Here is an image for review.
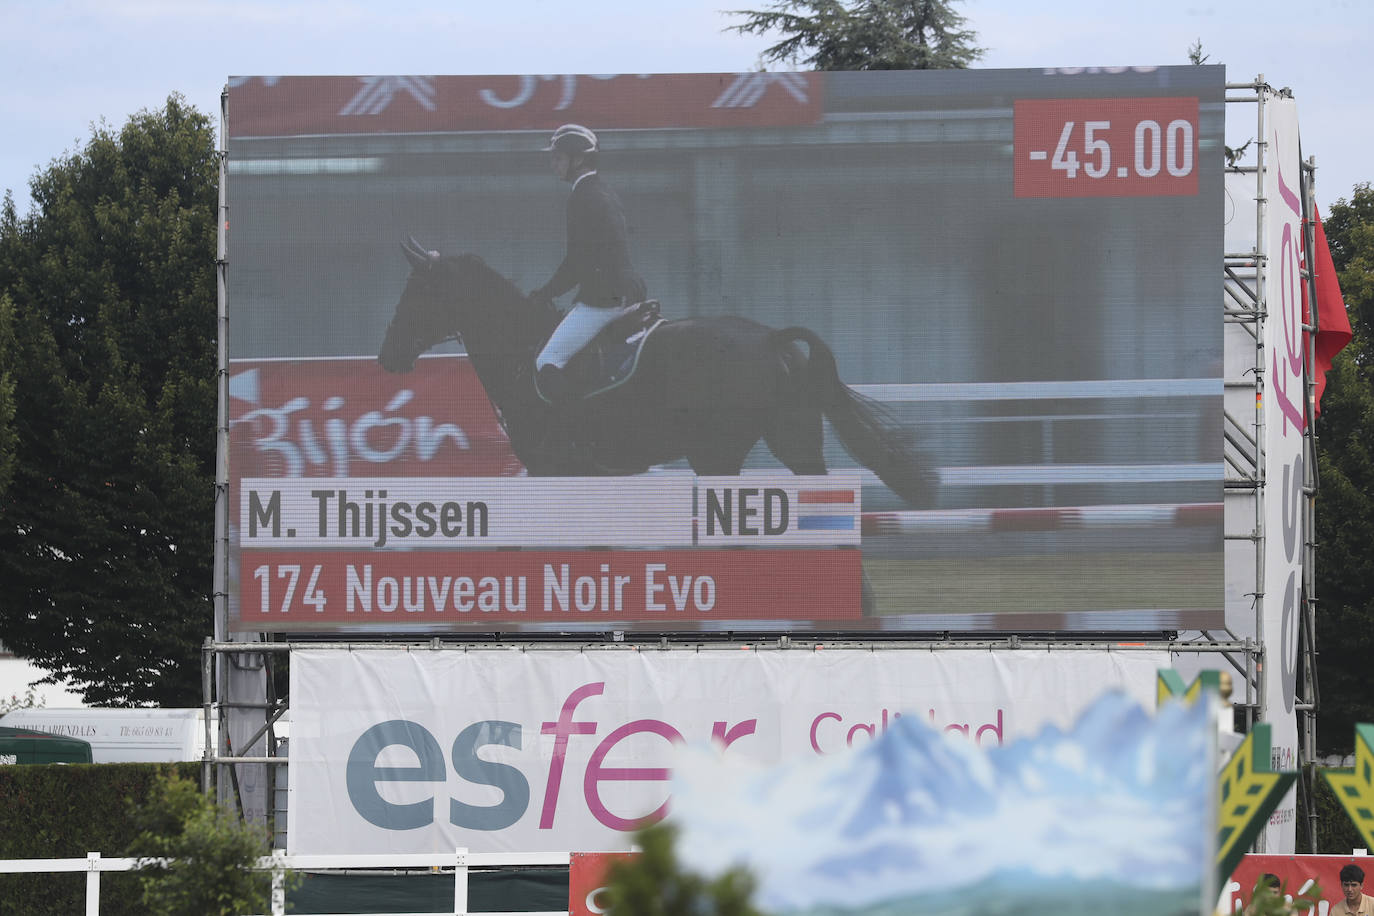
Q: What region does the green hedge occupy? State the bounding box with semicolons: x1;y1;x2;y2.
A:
0;762;199;916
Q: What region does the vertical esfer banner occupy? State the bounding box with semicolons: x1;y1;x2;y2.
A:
1261;96;1303;853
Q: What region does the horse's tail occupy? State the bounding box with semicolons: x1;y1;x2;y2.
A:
773;327;937;508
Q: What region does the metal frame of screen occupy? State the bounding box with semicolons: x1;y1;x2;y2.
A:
210;71;1322;858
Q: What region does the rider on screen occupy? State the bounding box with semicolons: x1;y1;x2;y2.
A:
531;124;648;402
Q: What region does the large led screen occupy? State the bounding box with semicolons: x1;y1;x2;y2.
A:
226;68;1225;635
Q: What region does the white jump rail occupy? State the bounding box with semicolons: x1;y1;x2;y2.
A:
0;848;571;916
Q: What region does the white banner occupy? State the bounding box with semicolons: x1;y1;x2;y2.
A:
242;475;692;548
1260;97;1303;852
287;647;1169;855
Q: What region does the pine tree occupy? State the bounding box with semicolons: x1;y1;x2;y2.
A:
727;0;984;71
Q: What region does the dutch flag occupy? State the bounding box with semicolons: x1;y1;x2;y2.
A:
796;488;857;531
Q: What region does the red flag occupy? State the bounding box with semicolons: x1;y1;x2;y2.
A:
1302;209;1353;414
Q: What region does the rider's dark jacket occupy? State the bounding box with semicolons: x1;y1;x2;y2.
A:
538;172;646;308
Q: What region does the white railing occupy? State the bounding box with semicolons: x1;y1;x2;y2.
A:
0;853;137;916
0;848;570;916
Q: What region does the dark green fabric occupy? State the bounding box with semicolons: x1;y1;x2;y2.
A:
0;726;93;763
288;869;568;914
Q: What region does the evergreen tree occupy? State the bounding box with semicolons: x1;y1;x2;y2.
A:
728;0;984;70
0;95;217;705
1313;183;1374;754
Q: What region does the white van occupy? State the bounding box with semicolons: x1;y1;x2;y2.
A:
0;708;207;762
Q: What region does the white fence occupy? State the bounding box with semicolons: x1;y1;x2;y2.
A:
0;848;570;916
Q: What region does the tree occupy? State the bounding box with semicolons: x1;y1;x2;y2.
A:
0;682;47;714
0;95;218;705
1244;874;1321;915
727;0;983;71
604;823;765;916
127;772;278;916
0;291;17;495
1186;41;1251;166
1313;183;1374;754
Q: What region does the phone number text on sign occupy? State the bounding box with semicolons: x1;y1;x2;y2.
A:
1014;97;1200;198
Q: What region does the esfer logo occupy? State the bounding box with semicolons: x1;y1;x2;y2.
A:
344;682;758;834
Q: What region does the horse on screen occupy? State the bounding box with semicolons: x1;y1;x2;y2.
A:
377;241;933;506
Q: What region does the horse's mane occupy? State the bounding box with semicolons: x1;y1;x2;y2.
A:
438;252;560;343
440;253;524;304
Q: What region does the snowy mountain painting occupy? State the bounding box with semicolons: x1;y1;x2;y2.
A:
670;690;1214;916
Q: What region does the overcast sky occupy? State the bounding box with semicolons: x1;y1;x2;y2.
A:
1;0;1368;213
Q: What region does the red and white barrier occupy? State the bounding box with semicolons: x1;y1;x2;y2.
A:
861;502;1222;536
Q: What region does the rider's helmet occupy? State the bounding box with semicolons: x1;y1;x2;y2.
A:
544;124;599;156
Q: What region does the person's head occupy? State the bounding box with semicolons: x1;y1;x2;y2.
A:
544;124;599;182
1340;864;1365;905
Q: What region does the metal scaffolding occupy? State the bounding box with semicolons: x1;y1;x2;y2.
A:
1219;75;1323;851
